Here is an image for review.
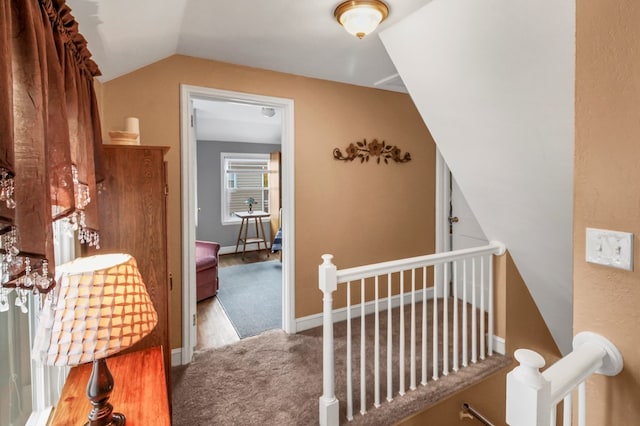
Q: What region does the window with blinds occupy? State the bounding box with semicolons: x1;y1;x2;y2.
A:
221;153;270;224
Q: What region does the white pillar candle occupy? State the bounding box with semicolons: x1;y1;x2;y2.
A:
124;117;140;144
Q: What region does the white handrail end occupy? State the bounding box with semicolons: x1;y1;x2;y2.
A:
490;240;507;256
321;253;334;265
573;331;623;376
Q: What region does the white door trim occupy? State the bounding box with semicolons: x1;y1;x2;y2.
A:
180;84;296;364
435;148;451;254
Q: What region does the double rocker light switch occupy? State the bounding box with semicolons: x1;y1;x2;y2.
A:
585;227;634;271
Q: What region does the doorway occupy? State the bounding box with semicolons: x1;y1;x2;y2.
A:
180;85;295;364
435;149;487;253
193;100;282;349
436;149;489;304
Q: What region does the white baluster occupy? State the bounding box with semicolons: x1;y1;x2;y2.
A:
462;259;468;368
318;255;339;426
374;275;380;408
399;272;405;395
360;278;366;415
443;261;449;376
578;382;586;426
386;272;393;402
410;268;416;390
471;257;477;364
550;405;557;426
488;253;494;356
452;260;459;372
346;281;353;421
432;264;439;381
421;266;427;386
480;255;485;361
563;393;572;426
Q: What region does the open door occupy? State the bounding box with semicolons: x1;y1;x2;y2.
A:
450;175;488;251
450;174;490;306
269;151;281;246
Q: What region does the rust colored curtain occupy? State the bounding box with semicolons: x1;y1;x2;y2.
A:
10;0;55;264
0;0;15;227
2;0;102;287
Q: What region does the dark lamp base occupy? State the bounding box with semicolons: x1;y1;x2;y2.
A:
85;359;127;426
84;412;125;426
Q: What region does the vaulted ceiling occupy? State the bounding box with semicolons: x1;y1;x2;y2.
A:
67;0;430;92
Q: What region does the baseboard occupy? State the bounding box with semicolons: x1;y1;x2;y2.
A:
218;245;237;255
219;244;271;255
492;335;506;355
172;348;183;366
296;288;435;332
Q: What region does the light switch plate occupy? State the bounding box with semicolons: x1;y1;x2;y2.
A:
586;228;634;271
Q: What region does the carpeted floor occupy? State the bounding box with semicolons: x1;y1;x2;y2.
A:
217;260;282;338
172;299;511;426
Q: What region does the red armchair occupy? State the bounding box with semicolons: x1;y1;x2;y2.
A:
195;240;221;302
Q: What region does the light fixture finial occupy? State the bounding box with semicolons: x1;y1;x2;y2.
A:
334;0;389;39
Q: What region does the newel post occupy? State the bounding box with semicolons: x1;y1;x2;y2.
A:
506;349;551;426
319;254;339;426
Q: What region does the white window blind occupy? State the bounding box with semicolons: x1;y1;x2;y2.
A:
221;153;270;224
1;218;75;426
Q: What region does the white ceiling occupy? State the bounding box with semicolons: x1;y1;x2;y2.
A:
193;99;282;144
67;0;430;92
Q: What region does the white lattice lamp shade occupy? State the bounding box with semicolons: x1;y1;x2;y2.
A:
33;253;158;366
33;253;157;425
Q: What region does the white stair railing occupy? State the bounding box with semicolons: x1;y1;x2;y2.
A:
506;332;623;426
318;242;506;426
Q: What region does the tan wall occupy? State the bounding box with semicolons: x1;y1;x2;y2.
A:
400;371;507;426
574;0;640;423
94;79;104;119
100;55;436;349
501;253;560;363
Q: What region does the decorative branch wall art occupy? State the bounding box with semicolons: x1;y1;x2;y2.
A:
333;139;411;164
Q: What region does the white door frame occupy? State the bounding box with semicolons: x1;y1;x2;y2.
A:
435;148;451;254
180;84;296;364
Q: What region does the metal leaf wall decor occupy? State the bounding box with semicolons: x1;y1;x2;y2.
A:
333;139;411;164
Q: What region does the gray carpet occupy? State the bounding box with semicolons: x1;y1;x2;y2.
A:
217;260;282;338
172;299;511;426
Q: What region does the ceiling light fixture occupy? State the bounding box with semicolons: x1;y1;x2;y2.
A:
262;107;276;118
334;0;389;39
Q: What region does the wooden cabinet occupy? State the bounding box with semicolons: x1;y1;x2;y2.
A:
87;145;171;399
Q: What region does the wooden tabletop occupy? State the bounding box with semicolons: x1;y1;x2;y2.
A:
234;210;269;219
50;346;170;426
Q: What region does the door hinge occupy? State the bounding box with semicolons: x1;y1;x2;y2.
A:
190;114;194;128
193;314;196;327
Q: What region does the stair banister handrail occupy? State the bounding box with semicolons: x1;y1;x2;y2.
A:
506;332;623;426
335;241;506;283
318;242;506;426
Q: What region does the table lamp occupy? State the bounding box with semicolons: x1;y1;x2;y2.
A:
33;253;158;426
